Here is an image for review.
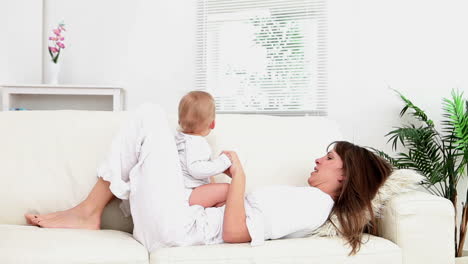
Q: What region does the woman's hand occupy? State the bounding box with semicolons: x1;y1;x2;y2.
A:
222;151;244;178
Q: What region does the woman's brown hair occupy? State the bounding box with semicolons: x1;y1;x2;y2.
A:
330;141;393;255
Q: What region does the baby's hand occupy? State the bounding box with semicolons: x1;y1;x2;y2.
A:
222;151;233;161
221;151;233;177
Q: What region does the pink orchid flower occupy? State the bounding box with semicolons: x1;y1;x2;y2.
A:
48;22;66;63
56;42;65;49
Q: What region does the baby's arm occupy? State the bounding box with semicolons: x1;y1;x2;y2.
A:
188;154;232;179
189;183;230;208
186;138;232;179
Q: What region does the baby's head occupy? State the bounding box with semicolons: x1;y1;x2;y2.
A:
178;91;216;136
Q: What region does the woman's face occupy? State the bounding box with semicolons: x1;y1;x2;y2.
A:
308;149;344;188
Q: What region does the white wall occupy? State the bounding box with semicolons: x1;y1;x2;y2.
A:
329;0;468;151
0;0;43;96
124;0;197;114
0;1;8;85
6;0;196;112
25;0;132;110
0;0;43;109
42;0;131;86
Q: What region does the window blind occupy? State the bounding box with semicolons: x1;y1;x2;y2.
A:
196;0;327;116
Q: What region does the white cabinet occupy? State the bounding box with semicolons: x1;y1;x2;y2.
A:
1;84;124;111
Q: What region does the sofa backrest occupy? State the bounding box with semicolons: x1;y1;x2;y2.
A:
204;114;344;192
0;110;343;233
0;111;134;232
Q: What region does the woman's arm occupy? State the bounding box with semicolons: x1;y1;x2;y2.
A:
222;151;252;243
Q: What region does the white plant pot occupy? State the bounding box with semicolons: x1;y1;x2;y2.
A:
45;61;60;84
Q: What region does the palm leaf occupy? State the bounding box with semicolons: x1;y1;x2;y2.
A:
443;90;468;184
394;89;435;128
371;148;407;169
443;90;468;149
383;124;446;191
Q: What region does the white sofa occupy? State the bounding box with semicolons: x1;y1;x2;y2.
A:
0;110;454;264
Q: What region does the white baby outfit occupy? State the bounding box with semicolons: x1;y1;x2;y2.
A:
97;103;334;252
174;132;231;190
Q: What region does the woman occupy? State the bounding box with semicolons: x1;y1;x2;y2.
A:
26;104;392;255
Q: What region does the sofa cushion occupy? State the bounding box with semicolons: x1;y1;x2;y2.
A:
150;236;401;264
0;224;148;264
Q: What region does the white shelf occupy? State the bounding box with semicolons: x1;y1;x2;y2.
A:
1;84;124;111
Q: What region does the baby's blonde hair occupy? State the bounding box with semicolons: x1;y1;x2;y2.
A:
178;91;215;133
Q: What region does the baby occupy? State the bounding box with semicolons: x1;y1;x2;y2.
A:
175;91;232;208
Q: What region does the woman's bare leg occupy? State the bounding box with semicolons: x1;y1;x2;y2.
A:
25;105;149;229
25;178;114;229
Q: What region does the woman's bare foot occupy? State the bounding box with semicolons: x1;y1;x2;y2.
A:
25;178;113;230
24;204;101;230
25;211;60;224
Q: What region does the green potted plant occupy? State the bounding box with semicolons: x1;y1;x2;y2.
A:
375;89;468;257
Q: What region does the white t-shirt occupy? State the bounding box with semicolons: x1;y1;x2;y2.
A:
175;131;232;189
244;185;334;245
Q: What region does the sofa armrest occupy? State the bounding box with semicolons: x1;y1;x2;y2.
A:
378;190;455;264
